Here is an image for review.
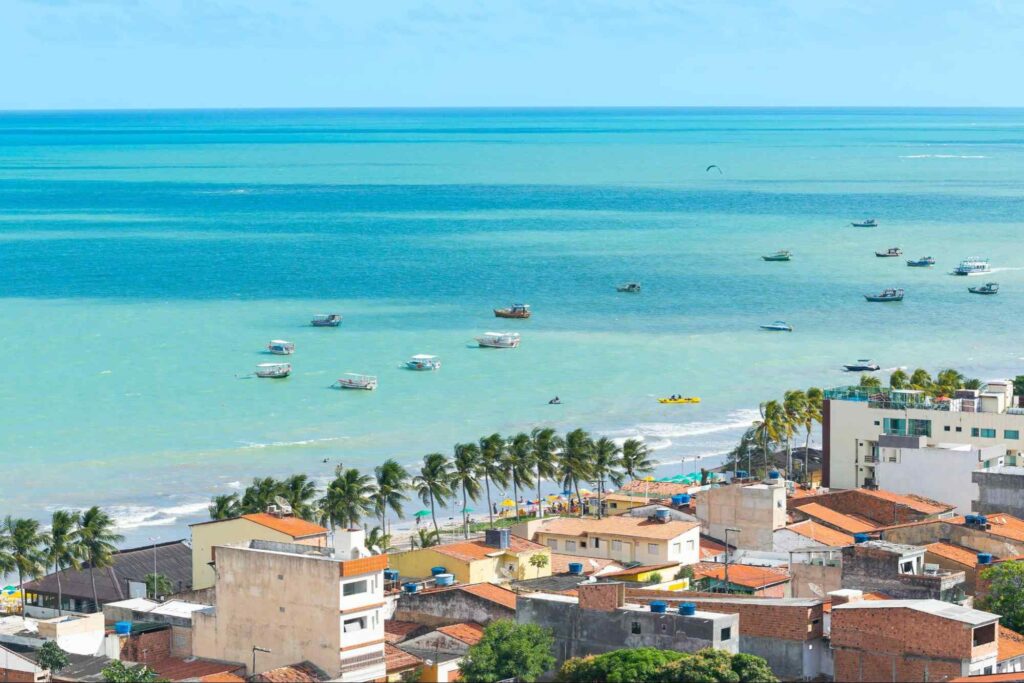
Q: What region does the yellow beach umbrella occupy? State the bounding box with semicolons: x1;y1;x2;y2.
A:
501;499;516;507
644;476;655;482
578;489;593;497
546;494;560;502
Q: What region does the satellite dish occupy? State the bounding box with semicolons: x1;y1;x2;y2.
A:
273;496;293;513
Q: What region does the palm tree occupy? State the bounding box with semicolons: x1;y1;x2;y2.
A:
530;427;562;519
413;528;441;549
451;443;482;538
365;527;391;554
144;573;173;600
0;517;48;616
208;494;240;520
372;459;410;538
620;439;655;482
964;377;983;390
239;477;281;514
803;387;824;482
44;510;81;617
278;474;318;520
505;433;536;520
753;401;784;475
412;453;453;536
319;468;375;532
782;390;807;476
77;507;124;613
889;369;909;389
590;437;624;519
477;434;509;528
910;368;933;391
858;374;882;389
560;429;594;517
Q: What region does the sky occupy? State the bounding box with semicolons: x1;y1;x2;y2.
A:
3;0;1024;109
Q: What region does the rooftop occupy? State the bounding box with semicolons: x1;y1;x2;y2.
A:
699;537;729;560
602;562;680;578
537;515;699;541
239;513;328;538
999;627;1024;663
620;480;692;497
251;661;331;682
784;520;855;547
384;619;429;644
455;582;518;610
856;489;955;516
436;622;486;646
385;643;423;674
796;502;878;533
512;574;595;593
926;542;985;567
825;384;1020;415
856;539;925;556
149;656;244;681
822;591;890;613
692;562;791;590
832;599;998;626
549;553;622;575
431;535;546;562
598;493;650;504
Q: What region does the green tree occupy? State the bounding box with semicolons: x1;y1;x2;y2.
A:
44;509;82;616
727;426;760;477
803;387;824;483
505;433;536;520
662;648;777;683
889;369;909;389
38;640;70;675
319;467;375;532
478;434;509;528
782;389;807;476
557;648;685;683
963;377;983;390
530;427;563;519
590;437;623;519
1014;375;1024;400
239;476;281;514
753;401;784;475
78;506;124;613
909;368;933;391
560;429;595;516
277;474;318;521
101;660;162;682
207;493;240;520
674;565;695;582
372;459;410;537
412;528;441;549
528;552;549;578
145;573;173;600
620;439;655;481
977;561;1024;632
412;453;453;536
366;526;392;554
458;620;555;683
730;653;778;682
858;374;882;389
648;571;663;584
452;442;482;538
1;516;49;616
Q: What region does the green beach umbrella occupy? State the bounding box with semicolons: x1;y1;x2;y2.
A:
413;510;431;518
460;507;474;513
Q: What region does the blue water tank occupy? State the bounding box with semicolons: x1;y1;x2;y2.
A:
679;602;696;616
655;509;670;522
679;493;691;505
768;470;780;479
431;566;447;576
650;600;667;613
854;533;870;544
114;621;132;635
568;562;584;575
435;573;455;587
977;515;989;525
965;514;978;525
383;569;400;581
978;553;993;565
402;582;420;593
671;494;686;506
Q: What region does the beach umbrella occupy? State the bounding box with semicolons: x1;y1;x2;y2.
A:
501;499;516;507
2;586;16;595
578;489;593;497
460;507;474;514
413;510;431;518
546;494;559;502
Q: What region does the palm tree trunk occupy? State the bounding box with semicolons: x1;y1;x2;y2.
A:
462;482;469;539
512;478;520;521
786;437;792;478
596;477;603;520
484;473;494;528
574;480;583;518
18;568;25;617
56;563;63;617
536;465;543;520
90;565;99;614
804;429;812;484
429;492;440;536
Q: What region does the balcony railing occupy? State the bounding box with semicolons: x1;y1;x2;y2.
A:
340;651;385;674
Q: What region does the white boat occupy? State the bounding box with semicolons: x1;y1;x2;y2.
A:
255;363;291;378
405;354;441;371
760;321;793;332
267;340;295;355
335;373;378;390
475;332;521;349
953;257;991;276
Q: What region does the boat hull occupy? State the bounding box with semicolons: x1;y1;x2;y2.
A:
494;309;531;319
657;398;701;404
851;222;877;227
405;362;441;371
761;256;791;262
312;320;342;327
875;252;901;258
477;340;520;348
760;326;793;332
844;365;880;372
968;288;998;295
336;380;377;389
864;296;903;302
907;261;934;267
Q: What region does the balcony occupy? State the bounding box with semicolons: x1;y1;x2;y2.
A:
340;651;385;675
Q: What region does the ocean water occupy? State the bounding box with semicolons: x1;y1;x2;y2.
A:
2;107;1024;546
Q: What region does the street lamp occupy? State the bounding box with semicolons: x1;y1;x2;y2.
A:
723;527;741;593
252;646;271;676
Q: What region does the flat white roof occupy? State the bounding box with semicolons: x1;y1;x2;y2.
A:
104;597;159;612
833;599;997;625
149;600;211;619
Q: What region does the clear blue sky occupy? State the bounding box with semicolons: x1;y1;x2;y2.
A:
4;0;1024;110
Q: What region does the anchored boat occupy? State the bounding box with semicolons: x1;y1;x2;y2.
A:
475;332;521;349
968;282;999;295
335;373;378;390
953;258;991;276
762;250;792;262
844;359;880;372
267;340;295;355
311;313;342;327
865;288;904;302
760;321;794;332
851;219;878;227
405;354;441;371
616;282;642;293
907;257;935;267
657;396;701;404
255;362;291;378
875;247;902;258
494;304;531;319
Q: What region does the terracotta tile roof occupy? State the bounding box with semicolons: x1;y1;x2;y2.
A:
149;657;244;681
692;562;791;590
999;627;1024;663
783;520;855;547
432;535;546;562
599;493;650;504
796;502;878;533
950;674;1024;683
538;515;699;541
437;622;486;646
926;542;984;567
549;553;622;575
620;480;693;497
700;537;729;560
822;591;890;613
384;619;429;644
978;514;1024;542
788;487;826;500
457;583;517;610
856;489;955;515
240;513;328;538
385;643;424;673
201;674;246;683
251;661;331;682
602;562;679;578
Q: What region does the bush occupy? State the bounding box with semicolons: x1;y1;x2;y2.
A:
648;571;663;584
731;652;778;682
458;620;555;683
663;649;740;683
978;561;1024;633
557;648;685;683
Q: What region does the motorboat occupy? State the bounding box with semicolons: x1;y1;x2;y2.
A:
255;363;291;378
968;282;999;295
851;219;878;227
267;340;295;355
761;250;792;262
617;282;642;293
907;257;935;267
875;247;902;258
405;354;441;371
335;373;378;390
311;314;342;327
953;258;991;276
843;359;880;372
494;304;531;319
475;332;521;349
760;321;793;332
864;288;904;302
657;396;701;404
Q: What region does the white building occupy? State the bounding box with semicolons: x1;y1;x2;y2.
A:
530;515;700;566
874;441;1006;514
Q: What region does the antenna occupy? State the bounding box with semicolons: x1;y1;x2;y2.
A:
273;496;293;515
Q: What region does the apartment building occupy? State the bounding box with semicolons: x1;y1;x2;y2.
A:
528;515;700;565
696;474;787;551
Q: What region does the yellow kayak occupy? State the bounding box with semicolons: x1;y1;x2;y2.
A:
658;397;701;404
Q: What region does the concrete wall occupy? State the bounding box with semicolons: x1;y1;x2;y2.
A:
696;481;786;551
388;546;551;583
791;562;843;599
973;467;1024;517
0;647;43;683
191;519;298;590
875;444;1003;514
840;545;964;600
882;522;1024;558
534;527;698;566
773;529;833;554
392;588;514;628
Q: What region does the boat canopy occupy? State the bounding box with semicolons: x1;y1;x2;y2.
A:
481;331;519;338
410;354;437;360
258;362;290;369
270;340;293;345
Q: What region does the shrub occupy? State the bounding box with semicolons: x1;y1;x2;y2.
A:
557;648;685;683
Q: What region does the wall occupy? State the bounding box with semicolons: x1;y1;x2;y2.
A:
388;548;471;583
120;627;171;665
791;561;843;599
882;522;1024;558
875;444;1001;514
792;489;939;527
535;527;698;566
392;588;514;628
973;468;1024;518
191;519;292;590
840;545;963;600
36;612;105;655
696;482;786;551
0;647;42;683
773;529;833;554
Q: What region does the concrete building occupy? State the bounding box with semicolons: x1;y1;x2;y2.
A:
822;381;1024;490
841;540;967;602
591;493;659;516
516;582;737;666
190;511;329;590
881;513;1024;559
387;529;550;584
696;476;787;551
624;504;699;524
528;515;700;566
690;562;792;597
925;543;990;596
192;530;387;681
831;598;1001;681
973;466;1024;518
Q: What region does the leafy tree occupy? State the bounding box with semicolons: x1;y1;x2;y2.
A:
782;389;807;476
977;561;1024;632
530;427;563;519
412;528;441;549
727;426;762;478
909;367;933;391
661;649;777;683
648;571;663;583
412;453;453;535
674;565;695;582
1014;375;1024;399
557;648;685;683
889;369;909;389
239;476;282;514
858;374;882;389
372;459;410;537
963;377;983;390
753;401;784;475
590;437;623;519
44;509;82;616
620;438;654;481
319;467;375;532
207;493;240;520
505;433;536;520
1;516;49;615
145;572;173;599
366;526;392;554
803;387;824;482
38;640;70;674
458;620;555;683
477;434;509;527
730;653;778;682
101;660;163;682
452;442;482;538
528;553;549;578
560;429;594;516
79;506;124;613
277;474;318;521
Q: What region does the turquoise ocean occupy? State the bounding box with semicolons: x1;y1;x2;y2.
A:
2;108;1024;546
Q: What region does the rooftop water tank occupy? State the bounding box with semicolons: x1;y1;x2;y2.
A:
114;621;132;635
965;514;978;525
435;573;455;587
977;515;989;526
383;569;400;581
650;600;667;613
679;603;696;616
768;470;780;479
655;509;671;522
853;533;870;544
568;562;584;575
671;494;686;506
978;552;993;565
431;566;447;576
402;583;420;593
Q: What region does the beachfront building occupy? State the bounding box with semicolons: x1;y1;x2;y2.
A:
527;515;700;566
387;529;550;583
695;474;787;551
822;380;1024;493
192;529;387;681
189;510;329;590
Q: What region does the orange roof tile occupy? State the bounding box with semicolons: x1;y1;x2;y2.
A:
432;535;547;562
999;627;1024;663
784;520;855;547
240;513;328;538
620;480;693;497
538;515;699;541
926;542;983;567
979;514;1024;542
856;489;955;515
692;562;791;589
150;657;244;681
797;502;878;533
251;662;330;682
699;537;728;560
385;643;424;673
384;619;428;644
549;553;622;575
457;583;517;610
437;622;486;645
950;674;1024;682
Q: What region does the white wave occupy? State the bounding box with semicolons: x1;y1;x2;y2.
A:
95;502;211;531
988;267;1023;274
645;438;674;452
899;154;988;159
238;436;348;450
225;480;242;489
635;409;760;439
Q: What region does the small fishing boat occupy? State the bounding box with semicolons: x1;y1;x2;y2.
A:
657;396;701;404
907;256;935;267
761;250;792;262
864;288;904;302
760;321;793;332
617;282;642;293
953;257;991;276
968;282;999;295
875;247;902;258
843;359;880;372
494;304;531;319
851;219;878;227
255;362;291;378
335;373;378;390
311;313;342;327
475;332;521;349
267;340;295;355
405;354;441;371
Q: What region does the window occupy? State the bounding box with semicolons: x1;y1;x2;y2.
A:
565;540;577;552
900;561;915;574
593;538;600;548
1006;430;1020;440
721;627;731;641
648;543;659;555
909;419;931;437
547;539;558;550
343;580;368;597
279;606;285;613
981;428;996;438
672;543;681;554
277;574;284;580
686;540;695;551
883;418;905;435
873;420;880;426
956;426;962;433
944;425;951;432
580;541;587;549
971;428;979;436
611;540;622;552
973;623;996;647
631;622;642;634
343;617;366;633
